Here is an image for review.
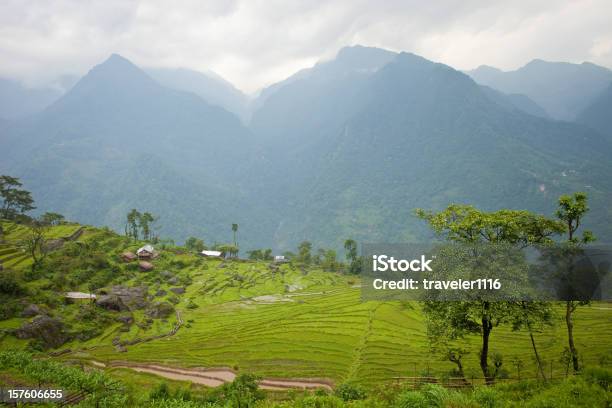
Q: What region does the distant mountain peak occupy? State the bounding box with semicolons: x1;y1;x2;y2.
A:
333;45;397;70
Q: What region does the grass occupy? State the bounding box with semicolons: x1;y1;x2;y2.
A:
1;220;610;390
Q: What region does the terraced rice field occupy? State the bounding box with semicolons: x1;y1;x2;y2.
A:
0;221;82;269
80;260;612;385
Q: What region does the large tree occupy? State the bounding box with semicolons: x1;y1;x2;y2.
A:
0;175;35;219
343;239;360;274
416;205;564;383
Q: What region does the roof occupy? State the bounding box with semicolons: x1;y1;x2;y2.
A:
137;244;155;254
201;250;222;257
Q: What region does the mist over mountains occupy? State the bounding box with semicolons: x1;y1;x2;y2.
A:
1;46;612;250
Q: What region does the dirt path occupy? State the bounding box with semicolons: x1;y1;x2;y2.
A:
94;361;333;391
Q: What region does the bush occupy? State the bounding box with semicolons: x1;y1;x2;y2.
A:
394;390;428;408
334;382;367;401
583;367;611;390
472;387;500;408
420;384;448;407
0;271;25;296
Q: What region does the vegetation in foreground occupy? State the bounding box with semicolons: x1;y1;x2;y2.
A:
1;175;610;407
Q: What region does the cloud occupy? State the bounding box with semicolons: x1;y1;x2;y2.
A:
0;0;610;93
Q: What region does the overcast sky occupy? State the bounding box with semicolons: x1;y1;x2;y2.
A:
1;0;611;94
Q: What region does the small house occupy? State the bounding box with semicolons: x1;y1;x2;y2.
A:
200;250;223;258
139;261;154;271
274;255;286;263
137;244;155;259
121;251;137;262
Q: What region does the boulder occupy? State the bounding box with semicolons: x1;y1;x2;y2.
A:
15;316;68;349
107;285;149;310
96;295;128;311
155;289;167;297
160;270;174;279
139;261;154;271
169;287;186;295
167;276;179;285
146;302;175;319
115;313;134;325
21;304;44;318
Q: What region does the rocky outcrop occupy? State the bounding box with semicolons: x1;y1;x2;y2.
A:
146;302;175;319
20;304;44;318
15;316;69;349
96;286;148;311
96;295;128;311
169;287;186;295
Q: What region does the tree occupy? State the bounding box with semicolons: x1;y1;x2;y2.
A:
218;243;239;258
344;239;360;274
40;212;65;226
126;209;141;239
232;223;239;247
416;204;565;384
322;249;338;271
0;175;35;219
297;241;312;264
21;220;50;272
510;301;553;380
185;237;206;253
556;192;595;373
139;212;155;241
247;249;262;260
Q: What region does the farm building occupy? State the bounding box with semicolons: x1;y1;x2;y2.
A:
121;251;137;262
274;255;287;262
200;250;223;258
137;244;156;259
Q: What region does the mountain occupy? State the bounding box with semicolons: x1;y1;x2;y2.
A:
479;85;549;118
3;49;612;252
467;60;612;120
146;67;249;122
252;50;612;249
0;77;63;119
576;83;612;139
0;54;274;248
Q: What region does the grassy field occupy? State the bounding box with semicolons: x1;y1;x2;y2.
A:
1;220;611;389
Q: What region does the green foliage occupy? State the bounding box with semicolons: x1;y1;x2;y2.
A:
185;237;206;253
394;390;428;408
217;373;263;407
0;175;35;219
334;382;366;401
297;241;312;265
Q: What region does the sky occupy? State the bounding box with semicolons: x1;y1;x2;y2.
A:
1;0;611;94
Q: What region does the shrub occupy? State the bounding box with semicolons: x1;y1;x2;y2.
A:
334;382;367;401
583;367;611;390
394;390;428;408
472;387;500;408
420;383;448;407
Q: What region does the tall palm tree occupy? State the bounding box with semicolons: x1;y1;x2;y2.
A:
232;223;238;247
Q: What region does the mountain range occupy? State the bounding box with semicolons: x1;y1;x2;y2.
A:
1;47;611;250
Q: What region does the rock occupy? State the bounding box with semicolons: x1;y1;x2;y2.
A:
101;285;149;310
167;276;179;285
96;295;128;311
155;289;167;297
146;302;175;319
115;313;134;325
169;287;186;295
21;304;44;318
139;261;154;271
160;270;174;279
15;316;68;349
